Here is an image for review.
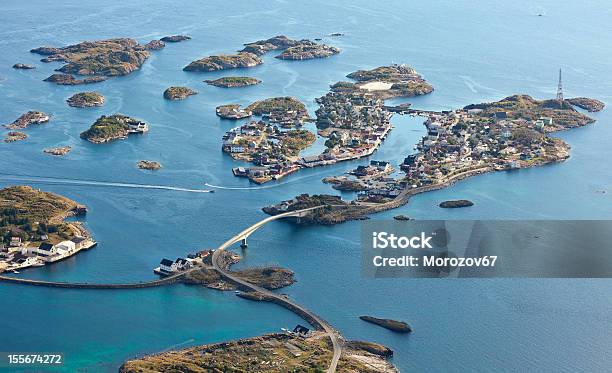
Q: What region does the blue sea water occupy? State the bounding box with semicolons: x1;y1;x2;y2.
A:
1;0;611;371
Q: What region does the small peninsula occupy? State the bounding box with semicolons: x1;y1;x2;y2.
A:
67;92;105;107
163;86;197;100
0;186;94;273
80;114;148;143
183;52;262;72
205;76;261;88
5;111;49;129
565;97;605;112
143;40;165;50
246;96;309;117
137;160;161;170
215;104;252;120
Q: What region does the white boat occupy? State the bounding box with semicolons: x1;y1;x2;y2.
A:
12;270;20;274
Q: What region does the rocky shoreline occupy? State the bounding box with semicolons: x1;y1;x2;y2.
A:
3;131;28;143
4;111;49;129
184;52;262;72
137;160;161;170
43;146;71;156
44;73;107;85
205;76;261;88
360;316;412;333
80;114;148;143
163;86;197;100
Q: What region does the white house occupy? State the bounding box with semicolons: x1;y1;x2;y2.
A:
55;241;76;255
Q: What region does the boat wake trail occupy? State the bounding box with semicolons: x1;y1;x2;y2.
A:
204;170;332;190
0;173;212;193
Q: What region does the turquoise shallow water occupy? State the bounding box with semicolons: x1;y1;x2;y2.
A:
1;0;612;371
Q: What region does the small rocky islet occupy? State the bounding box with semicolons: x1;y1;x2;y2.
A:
205;76;261;88
12;63;35;69
3;131;28;143
4;111;50;130
44;73;107;85
160;35;191;43
163;86;197;100
43;146;71;156
275;42;340;60
183;52;263;72
359;316;412;333
67;92;105;107
137;160;162;170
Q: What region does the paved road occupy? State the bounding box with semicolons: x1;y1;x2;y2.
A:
211;206;343;373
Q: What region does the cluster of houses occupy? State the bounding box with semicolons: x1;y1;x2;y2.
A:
314;90;393;163
400;108;559;188
0;236;96;272
216;104;252;120
155;257;194;276
223;121;304;184
125;119;149;134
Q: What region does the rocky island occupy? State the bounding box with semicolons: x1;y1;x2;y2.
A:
120;332;397;373
205;76;261;88
80;114;148;143
246;96;309;117
43;146;71;156
44;73;107;85
184;52;262;72
3;131;28;143
66;92;105;107
160;35;191;43
31;38;152;77
360;316;412;333
163;86;197;100
12;63;35;69
439;199;474;208
143;40;165;50
4;111;50;129
275;42;341;60
215;104;252;119
137;160;161;170
240;35;303;55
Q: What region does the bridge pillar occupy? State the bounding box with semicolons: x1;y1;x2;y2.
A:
240;238;248;249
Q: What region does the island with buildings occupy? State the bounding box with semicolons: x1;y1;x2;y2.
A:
0;186;95;273
263;92;605;224
221;64;432;184
80;114;149;143
216;104;253;120
67;92;105;107
223;120;315;183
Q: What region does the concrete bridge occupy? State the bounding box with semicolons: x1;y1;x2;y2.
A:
0;205;341;371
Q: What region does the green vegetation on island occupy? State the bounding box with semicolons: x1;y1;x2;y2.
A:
183;52;262;72
280;129;316;156
346;64;434;98
240;35;302;55
0;186;86;245
44;73;107;85
163;86;197;100
31;38;151;77
464;95;595;130
120;332;397;373
205;76;261;88
80;114;148;143
275;42;341;60
246;96;308;116
66;92;105;107
565;97;605;112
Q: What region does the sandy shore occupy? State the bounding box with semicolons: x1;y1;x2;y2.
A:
359;81;394;91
